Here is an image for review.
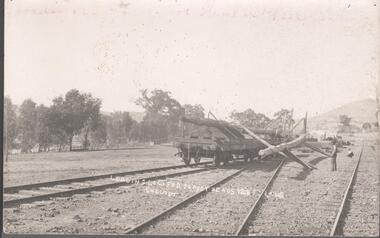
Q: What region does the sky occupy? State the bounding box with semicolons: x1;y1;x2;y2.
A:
5;0;379;119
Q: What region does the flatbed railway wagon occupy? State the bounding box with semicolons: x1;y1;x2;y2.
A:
174;117;285;166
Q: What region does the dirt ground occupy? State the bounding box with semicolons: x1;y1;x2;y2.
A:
3;146;184;187
142;159;282;235
247;146;360;235
247;132;379;236
341;133;379;236
3;168;240;234
2;133;379;236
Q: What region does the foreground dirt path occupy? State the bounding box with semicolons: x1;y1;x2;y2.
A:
341;137;379;236
3;167;241;234
247;145;362;236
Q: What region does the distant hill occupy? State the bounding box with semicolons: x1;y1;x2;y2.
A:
308;98;378;131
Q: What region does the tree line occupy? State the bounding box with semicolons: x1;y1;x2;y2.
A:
4;88;294;153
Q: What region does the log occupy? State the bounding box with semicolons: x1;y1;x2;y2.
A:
304;142;331;157
290;118;304;133
237;125;272;147
181;117;245;139
182;117;280;138
250;129;278;136
238;125;313;170
282;148;315;170
181;117;230;128
258;135;306;157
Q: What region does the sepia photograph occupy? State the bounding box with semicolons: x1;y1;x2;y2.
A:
3;0;379;236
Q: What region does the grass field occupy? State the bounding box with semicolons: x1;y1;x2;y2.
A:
4;132;377;187
3;145;182;187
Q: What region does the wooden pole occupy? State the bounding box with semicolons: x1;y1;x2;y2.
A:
289;108;294;137
304;142;331;157
290;118;305;133
258;135;306;158
304;112;308;134
282;149;315;170
237;124;314;170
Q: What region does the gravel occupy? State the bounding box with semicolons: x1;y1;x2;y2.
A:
3;167;241;234
341;135;379;236
141;159;282;235
3;134;378;236
246;144;364;236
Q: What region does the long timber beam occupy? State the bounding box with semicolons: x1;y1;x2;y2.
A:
304;142;332;157
238;124;314;170
258;135;306;158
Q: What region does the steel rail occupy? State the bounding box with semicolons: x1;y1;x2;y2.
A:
4;162;212;194
235;159;285;235
329;145;364;236
126;166;247;234
4;167;213;208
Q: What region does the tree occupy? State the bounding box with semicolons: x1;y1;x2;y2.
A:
339;115;352;127
51;89;102;151
230;109;270;128
82;95;102;150
90;114;108;148
106;112;136;146
135;89;184;141
139;112;170;143
338;114;352;133
135;89;183;118
183;104;205;119
4;96;18;154
272;109;295;132
273;109;294;122
18;99;38;152
47;97;69;151
35;104;51;152
128;121;142;142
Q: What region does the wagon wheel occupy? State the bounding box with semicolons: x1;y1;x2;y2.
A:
213;151;222;167
181;152;191;165
244;154;249;163
222;152;232;166
237;151;246;163
213;156;221;167
193;150;201;164
193;156;201;164
249;151;258;162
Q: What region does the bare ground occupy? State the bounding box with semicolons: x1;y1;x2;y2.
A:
2;133;379;236
341;135;379;236
246;134;379;236
247;145;361;236
3;168;241;234
141;159;282;235
3;146;186;187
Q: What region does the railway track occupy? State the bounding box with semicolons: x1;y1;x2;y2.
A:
5;142;375;236
124;159;285;235
243;144;364;236
329;145;363;236
126;166;247;234
236;159;284;235
4;162;213;208
340;141;379;236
